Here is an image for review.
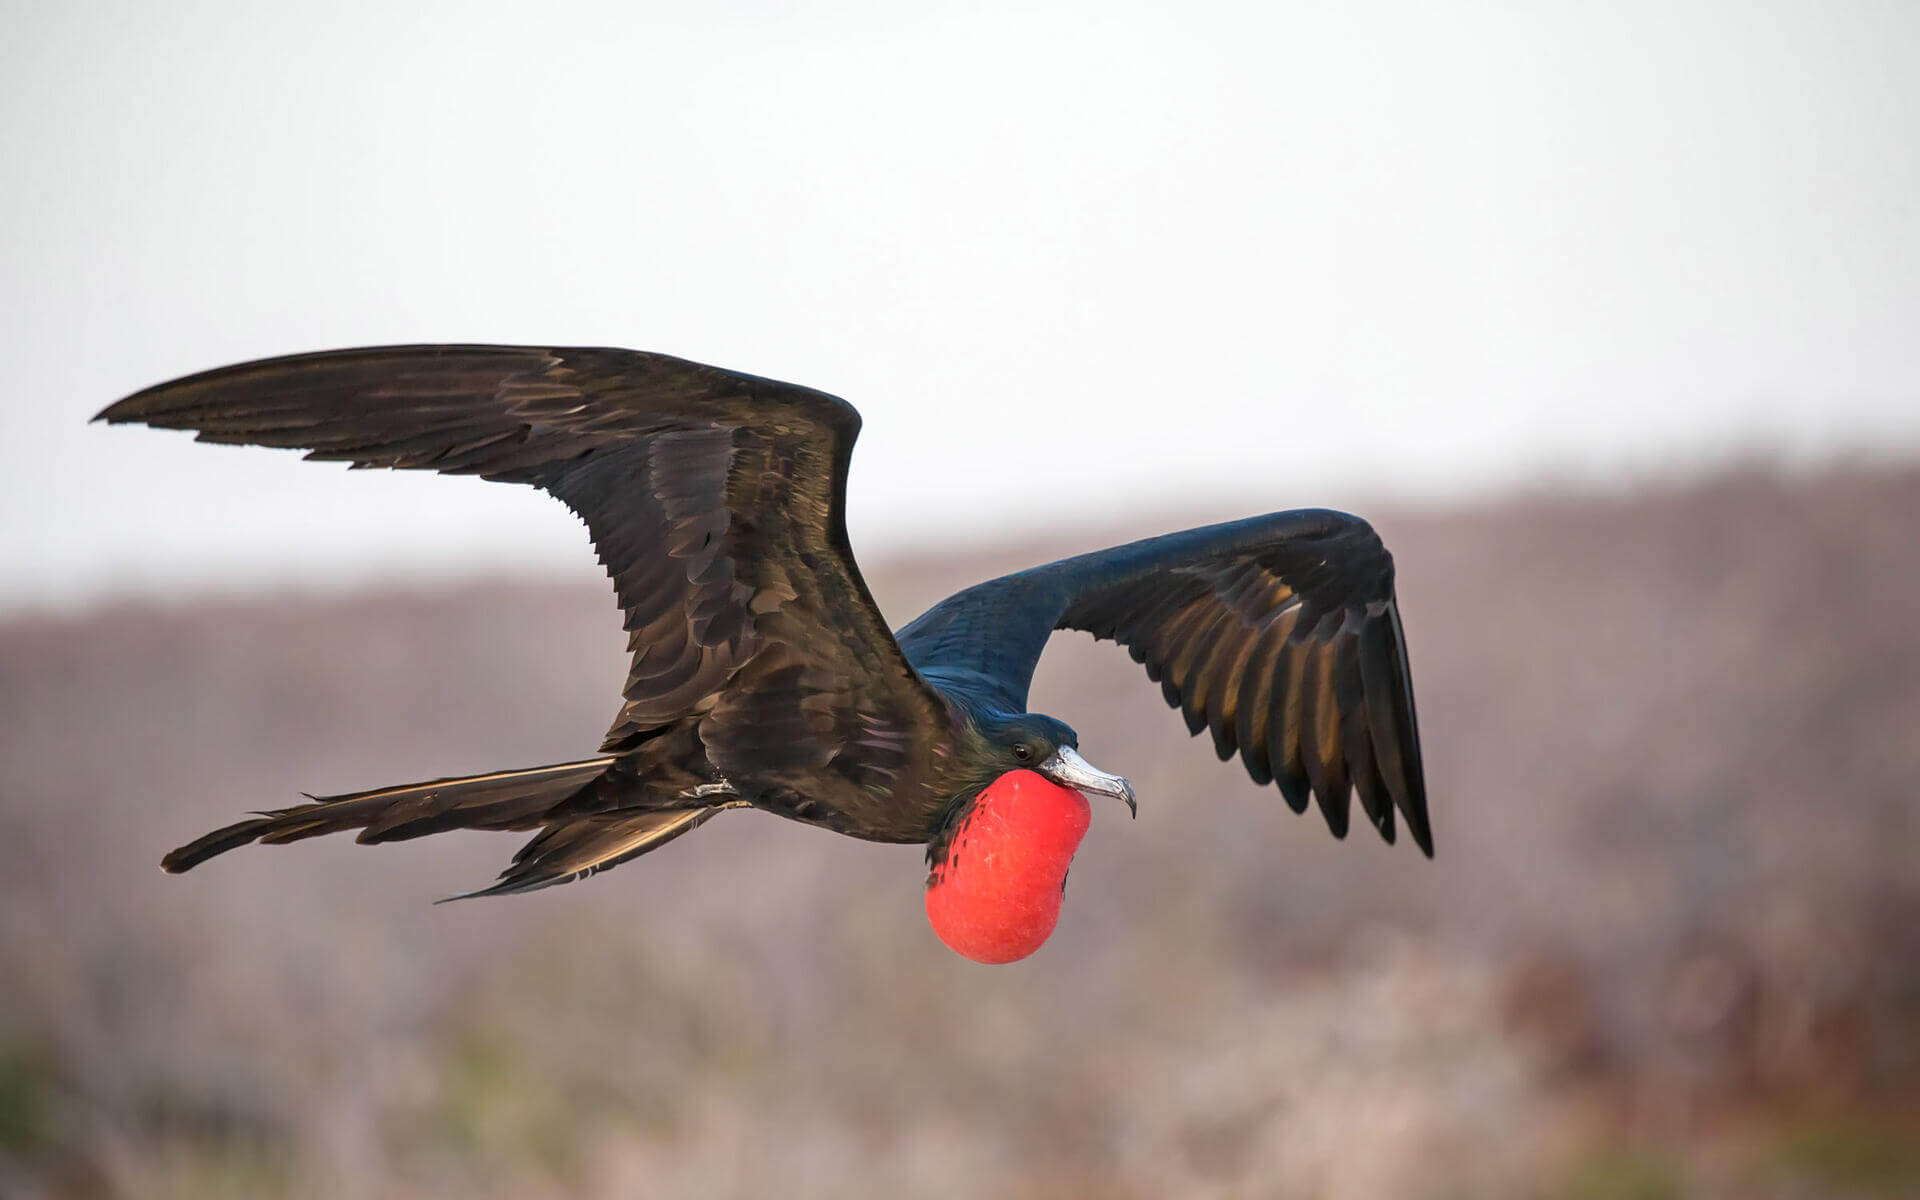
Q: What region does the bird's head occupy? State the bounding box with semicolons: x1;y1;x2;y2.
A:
977;712;1137;817
927;712;1135;964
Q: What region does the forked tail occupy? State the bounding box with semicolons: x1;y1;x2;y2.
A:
161;758;723;898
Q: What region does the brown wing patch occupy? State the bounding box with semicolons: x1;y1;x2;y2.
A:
102;345;955;841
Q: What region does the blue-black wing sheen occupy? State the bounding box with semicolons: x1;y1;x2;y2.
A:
895;511;1432;855
96;346;951;825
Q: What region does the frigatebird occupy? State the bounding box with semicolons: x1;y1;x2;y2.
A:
98;345;1431;903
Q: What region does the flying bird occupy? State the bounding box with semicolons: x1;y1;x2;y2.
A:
98;345;1432;905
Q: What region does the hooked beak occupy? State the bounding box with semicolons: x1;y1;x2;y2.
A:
1037;746;1137;818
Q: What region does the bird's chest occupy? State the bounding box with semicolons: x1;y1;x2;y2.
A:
744;771;950;844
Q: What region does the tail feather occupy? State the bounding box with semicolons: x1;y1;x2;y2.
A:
161;758;617;874
439;806;727;901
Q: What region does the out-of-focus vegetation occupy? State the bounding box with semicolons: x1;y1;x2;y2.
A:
2;467;1915;1198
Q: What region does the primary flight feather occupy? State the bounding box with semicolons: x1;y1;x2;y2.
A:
97;345;1431;905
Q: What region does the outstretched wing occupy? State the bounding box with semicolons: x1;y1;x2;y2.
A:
894;511;1431;854
99;345;950;813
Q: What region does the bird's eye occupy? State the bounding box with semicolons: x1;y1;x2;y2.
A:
1012;744;1032;762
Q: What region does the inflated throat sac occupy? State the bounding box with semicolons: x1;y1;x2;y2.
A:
925;769;1092;964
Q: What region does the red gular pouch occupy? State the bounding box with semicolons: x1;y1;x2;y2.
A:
924;769;1093;964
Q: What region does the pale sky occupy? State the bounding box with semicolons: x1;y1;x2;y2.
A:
4;0;1917;612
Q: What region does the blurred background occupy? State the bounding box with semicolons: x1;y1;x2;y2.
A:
3;1;1917;1196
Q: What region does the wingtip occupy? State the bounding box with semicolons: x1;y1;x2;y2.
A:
95;370;211;426
1405;795;1435;858
94;389;162;426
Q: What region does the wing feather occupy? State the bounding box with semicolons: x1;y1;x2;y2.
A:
101;346;950;826
896;509;1432;854
1300;636;1353;838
